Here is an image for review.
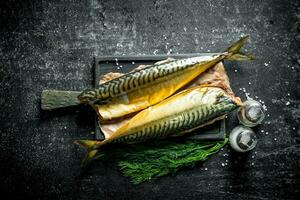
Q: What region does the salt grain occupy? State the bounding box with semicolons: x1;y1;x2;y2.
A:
132;61;135;64
221;163;225;167
286;102;290;106
264;63;269;67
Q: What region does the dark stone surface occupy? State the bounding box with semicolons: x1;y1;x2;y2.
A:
0;0;299;199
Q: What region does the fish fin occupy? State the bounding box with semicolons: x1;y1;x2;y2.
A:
225;36;255;60
74;140;102;167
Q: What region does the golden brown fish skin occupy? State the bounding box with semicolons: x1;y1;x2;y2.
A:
78;36;253;121
76;87;239;153
78;54;224;103
94;55;225;120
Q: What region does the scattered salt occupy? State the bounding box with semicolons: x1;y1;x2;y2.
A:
204;168;208;171
265;132;269;135
274;138;277;141
264;63;269;67
221;163;225;167
184;27;187;32
132;61;135;64
248;82;252;85
195;27;198;30
234;69;238;73
286;102;290;106
287;93;290;96
263;105;267;111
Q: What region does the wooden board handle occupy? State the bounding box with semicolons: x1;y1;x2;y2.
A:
41;90;82;110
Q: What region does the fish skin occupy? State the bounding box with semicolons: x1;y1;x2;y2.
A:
94;55;224;120
78;36;253;120
78;87;238;150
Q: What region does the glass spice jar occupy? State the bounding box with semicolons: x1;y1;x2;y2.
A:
229;125;257;152
237;100;265;127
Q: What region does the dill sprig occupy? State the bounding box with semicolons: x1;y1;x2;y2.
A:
95;138;228;184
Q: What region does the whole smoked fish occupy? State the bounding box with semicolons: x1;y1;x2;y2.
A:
76;86;242;165
78;36;253;120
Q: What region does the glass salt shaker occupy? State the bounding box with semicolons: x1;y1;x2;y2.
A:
229;125;257;152
237;100;265;127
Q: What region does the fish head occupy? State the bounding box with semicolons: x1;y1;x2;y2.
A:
204;87;241;107
215;90;243;109
78;89;97;104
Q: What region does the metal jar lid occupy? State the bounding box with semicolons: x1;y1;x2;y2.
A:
237;100;265;127
229;125;257;152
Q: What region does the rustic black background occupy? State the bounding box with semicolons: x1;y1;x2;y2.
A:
0;0;299;199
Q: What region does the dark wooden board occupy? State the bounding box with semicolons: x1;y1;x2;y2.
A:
94;54;226;141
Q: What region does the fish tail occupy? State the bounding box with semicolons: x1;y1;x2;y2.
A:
224;36;255;61
74;140;102;167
